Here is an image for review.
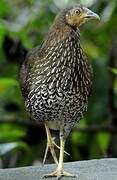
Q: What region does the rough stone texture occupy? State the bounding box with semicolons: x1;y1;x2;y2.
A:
0;158;117;180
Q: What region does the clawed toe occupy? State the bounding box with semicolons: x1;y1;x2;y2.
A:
42;169;76;179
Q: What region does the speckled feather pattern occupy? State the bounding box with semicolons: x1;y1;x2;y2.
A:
20;28;93;137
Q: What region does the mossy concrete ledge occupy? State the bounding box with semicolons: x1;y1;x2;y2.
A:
0;158;117;180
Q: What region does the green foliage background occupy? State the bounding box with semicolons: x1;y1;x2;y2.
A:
0;0;117;168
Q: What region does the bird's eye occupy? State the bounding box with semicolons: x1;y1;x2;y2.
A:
74;9;81;16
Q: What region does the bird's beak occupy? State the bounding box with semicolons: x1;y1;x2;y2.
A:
83;7;100;21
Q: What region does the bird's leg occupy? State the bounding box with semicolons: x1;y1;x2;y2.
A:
53;137;70;156
43;124;58;165
43;134;76;179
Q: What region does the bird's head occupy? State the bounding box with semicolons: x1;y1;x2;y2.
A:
64;5;100;28
47;5;100;41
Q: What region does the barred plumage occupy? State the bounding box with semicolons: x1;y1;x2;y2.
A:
20;29;92;132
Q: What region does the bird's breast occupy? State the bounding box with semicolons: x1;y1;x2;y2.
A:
25;31;93;123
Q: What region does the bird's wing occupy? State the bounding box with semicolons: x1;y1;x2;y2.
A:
19;46;41;99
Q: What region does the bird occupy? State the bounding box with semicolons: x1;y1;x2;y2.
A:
19;4;100;179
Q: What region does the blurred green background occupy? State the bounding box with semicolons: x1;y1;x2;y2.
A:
0;0;117;168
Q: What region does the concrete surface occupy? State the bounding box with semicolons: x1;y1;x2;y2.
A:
0;158;116;180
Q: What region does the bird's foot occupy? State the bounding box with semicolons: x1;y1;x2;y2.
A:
43;169;76;179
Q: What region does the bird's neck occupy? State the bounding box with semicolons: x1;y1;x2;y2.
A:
42;21;81;52
46;26;71;45
48;13;74;39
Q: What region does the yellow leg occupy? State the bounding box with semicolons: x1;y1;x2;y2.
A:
43;136;76;179
43;124;58;165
